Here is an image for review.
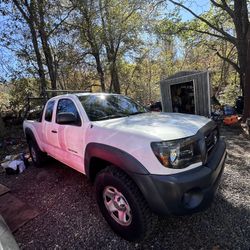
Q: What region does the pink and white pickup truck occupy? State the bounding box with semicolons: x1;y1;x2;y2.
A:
23;93;226;241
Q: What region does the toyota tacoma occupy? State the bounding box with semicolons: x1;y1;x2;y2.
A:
23;93;226;241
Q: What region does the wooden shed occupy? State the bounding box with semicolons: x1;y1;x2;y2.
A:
160;71;211;117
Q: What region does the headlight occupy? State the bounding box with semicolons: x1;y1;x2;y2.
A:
151;137;201;169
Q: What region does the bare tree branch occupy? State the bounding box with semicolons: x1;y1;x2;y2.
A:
210;0;234;18
48;6;76;37
216;50;239;72
187;28;234;43
12;0;30;23
206;44;240;72
169;0;237;45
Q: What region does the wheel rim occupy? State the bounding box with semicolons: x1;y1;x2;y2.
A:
30;146;37;162
103;186;132;226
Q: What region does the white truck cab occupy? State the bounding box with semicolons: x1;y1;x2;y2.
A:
23;93;226;241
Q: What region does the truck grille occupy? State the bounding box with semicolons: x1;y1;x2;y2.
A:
205;128;218;155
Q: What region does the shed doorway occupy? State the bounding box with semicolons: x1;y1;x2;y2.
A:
170;81;195;114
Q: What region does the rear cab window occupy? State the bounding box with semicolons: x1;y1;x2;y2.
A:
44;100;55;122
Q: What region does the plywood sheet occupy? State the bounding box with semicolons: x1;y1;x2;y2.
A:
0;184;10;196
0;193;39;232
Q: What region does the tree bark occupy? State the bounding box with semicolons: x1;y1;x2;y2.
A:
243;26;250;121
29;22;47;96
93;53;105;92
233;0;249;121
106;44;120;93
99;0;121;94
37;0;57;91
77;0;106;92
109;61;120;93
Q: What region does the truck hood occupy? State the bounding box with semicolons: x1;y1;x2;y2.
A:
93;112;211;141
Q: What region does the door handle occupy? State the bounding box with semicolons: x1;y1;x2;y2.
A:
51;130;57;133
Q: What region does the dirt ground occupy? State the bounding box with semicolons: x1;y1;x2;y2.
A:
0;125;249;250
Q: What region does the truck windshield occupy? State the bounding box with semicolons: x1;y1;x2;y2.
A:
78;94;147;121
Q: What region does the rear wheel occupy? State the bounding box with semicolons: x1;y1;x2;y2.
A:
95;166;158;242
28;139;46;167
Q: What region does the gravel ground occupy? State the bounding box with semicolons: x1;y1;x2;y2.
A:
0;125;249;250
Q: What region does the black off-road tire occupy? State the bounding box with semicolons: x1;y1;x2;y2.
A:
95;166;158;242
28;139;46;167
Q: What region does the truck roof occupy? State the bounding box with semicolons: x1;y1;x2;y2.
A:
48;92;121;100
75;92;120;97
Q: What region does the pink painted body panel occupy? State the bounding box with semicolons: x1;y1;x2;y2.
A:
23;94;210;175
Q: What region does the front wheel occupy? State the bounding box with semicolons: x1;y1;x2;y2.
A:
94;167;158;242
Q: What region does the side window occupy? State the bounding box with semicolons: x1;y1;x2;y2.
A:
44;100;55;122
56;99;81;126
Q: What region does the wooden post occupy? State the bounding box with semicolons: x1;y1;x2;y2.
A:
0;116;5;138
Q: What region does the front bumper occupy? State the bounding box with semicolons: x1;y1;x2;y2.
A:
131;139;226;215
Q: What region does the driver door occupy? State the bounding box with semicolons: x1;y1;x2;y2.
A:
55;98;85;173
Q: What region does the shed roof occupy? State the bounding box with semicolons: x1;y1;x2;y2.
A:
161;70;207;81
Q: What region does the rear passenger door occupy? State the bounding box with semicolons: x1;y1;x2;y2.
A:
55;98;85;172
42;100;58;156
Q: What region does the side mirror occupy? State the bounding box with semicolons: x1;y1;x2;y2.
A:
57;112;77;125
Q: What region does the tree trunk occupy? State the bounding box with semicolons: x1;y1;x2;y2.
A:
94;53;105;92
243;27;250;121
12;0;47;97
237;43;247;97
37;0;57;91
29;23;47;96
110;61;120;93
233;0;249;120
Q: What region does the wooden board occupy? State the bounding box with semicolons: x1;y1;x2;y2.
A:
0;184;10;196
0;193;40;232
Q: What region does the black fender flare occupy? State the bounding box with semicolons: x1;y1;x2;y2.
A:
25;128;36;142
84;143;149;179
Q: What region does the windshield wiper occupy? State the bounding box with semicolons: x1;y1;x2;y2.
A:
96;114;127;121
128;111;147;116
96;111;147;121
